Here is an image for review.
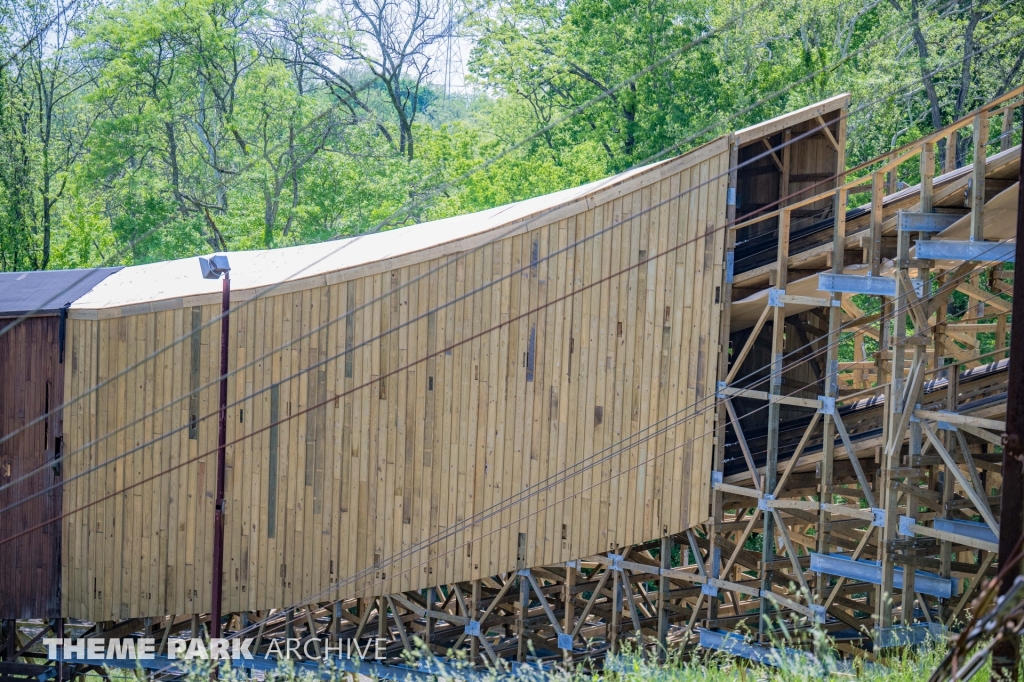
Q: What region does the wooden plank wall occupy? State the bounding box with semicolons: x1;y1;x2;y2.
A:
61;140;730;621
0;317;63;619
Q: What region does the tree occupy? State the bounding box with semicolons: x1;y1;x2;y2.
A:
0;0;95;269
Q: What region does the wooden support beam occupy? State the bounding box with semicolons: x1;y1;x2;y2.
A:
657;537;671;660
762;139;784;172
760;201;791;641
971;113;989;240
817;116;841;152
921;421;999;534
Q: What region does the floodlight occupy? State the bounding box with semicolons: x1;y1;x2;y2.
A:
199;254;231;279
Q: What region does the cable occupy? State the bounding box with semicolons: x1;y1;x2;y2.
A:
5;225;1009;556
129;236;1017;682
0;106;895;512
0;0;783;456
207;275;1016;654
0;0;773;338
5;3;1006;514
2;34;1015;643
3;76;1019;528
0;0;78;72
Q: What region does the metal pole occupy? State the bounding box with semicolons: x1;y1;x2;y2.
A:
993;139;1024;678
211;273;230;642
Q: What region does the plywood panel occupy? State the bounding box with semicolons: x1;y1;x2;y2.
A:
60;141;730;620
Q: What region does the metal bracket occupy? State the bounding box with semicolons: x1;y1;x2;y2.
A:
712;471;723;485
464;620;481;637
875;623;944;649
811;552;955;599
818;273;897;297
716;381;727;399
698;629;816;669
701;583;719;597
557;633;574;651
727;187;737;206
896;210;961;233
934;518;998;545
725;252;735;284
810;604;827;624
871;508;885;528
916;240;1016;262
757;494;774;512
517;568;531;577
608;553;624;571
898;515;915;537
768;288;785;307
817;396;835;416
565;559;581;569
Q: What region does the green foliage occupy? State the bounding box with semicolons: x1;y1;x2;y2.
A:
1;0;1022;270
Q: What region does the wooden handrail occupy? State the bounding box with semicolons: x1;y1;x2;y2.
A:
728;84;1023;232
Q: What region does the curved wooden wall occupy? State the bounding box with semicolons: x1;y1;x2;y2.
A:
61;138;729;621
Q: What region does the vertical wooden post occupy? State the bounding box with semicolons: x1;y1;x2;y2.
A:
944;130;957;172
563;565;575;665
816;106;849;601
992;140;1024;679
869;171;885;276
758;132;792;641
886;152;898;195
760;207;791;641
425;587;435;649
1001;105;1014;152
516;573;528;663
610;568;621;654
901;486;918;626
377;597;386;641
471;579;480;664
779;130;792;205
657;536;672;660
708;135;741;627
970;113;989;241
920;142;935;213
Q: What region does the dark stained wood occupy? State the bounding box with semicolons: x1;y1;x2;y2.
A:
0;316;63;619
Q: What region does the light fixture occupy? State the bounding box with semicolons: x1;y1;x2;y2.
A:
199;254;231;279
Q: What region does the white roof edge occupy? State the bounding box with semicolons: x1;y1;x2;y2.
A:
734;93;850;145
69;136;730;315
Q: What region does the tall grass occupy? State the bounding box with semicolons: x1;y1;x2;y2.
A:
147;636;979;682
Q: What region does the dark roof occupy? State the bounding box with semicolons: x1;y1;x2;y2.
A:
0;267;123;316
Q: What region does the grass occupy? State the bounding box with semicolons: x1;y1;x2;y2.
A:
125;636;991;682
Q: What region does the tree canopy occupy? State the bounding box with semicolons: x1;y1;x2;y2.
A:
1;0;1021;270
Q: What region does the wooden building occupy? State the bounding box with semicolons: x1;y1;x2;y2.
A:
0;268;121;619
0;96;848;633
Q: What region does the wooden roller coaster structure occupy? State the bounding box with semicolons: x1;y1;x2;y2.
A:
0;85;1022;679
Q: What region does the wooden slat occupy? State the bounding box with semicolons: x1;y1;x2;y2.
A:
53;145;733;622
